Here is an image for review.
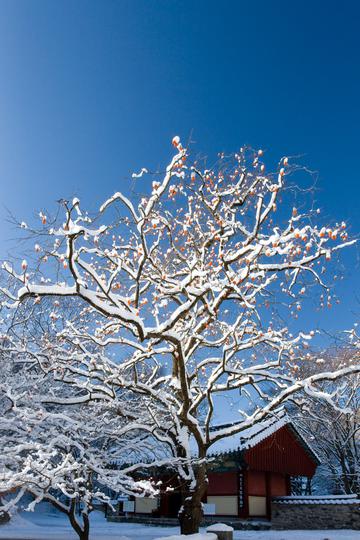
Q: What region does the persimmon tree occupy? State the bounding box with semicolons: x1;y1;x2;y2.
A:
1;137;359;534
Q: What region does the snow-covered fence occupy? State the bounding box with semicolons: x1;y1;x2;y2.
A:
271;495;360;530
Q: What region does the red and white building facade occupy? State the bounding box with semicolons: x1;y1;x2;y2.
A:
129;413;320;520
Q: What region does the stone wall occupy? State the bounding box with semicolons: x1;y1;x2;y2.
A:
271;495;360;530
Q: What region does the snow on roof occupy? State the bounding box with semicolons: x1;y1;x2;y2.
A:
209;410;287;455
273;494;359;505
238;411;288;450
209;410;320;464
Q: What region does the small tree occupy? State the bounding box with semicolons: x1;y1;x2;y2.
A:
0;343;158;540
2;138;359;533
294;347;360;495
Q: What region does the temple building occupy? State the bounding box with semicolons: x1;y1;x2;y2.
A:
122;412;320;520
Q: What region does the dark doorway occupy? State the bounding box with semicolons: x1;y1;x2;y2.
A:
166;492;182;517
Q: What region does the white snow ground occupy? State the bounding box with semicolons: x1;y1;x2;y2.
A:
0;507;358;540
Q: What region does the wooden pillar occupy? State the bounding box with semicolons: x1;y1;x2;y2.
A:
237;470;241;517
238;469;249;518
285;474;292;496
265;472;271;520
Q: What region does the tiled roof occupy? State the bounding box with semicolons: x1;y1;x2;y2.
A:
208;409;321;464
273;494;359;505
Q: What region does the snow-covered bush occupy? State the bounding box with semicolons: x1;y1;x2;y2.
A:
0;342;158;540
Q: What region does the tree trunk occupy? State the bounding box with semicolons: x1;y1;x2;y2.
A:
78;531;89;540
68;505;90;540
78;514;90;540
178;462;208;535
179;495;203;535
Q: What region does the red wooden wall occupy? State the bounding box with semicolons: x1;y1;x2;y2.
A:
207;471;238;495
244;425;317;477
247;470;266;496
269;472;288;496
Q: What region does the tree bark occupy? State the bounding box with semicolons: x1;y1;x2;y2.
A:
68;504;90;540
78;530;89;540
78;513;90;540
178;462;208;535
179;495;203;535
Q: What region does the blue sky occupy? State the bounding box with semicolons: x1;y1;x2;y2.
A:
0;0;359;334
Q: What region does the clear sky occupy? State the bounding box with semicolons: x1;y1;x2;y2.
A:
0;0;359;335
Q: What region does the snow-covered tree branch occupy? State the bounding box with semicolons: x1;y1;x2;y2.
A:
0;340;162;540
293;343;359;495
